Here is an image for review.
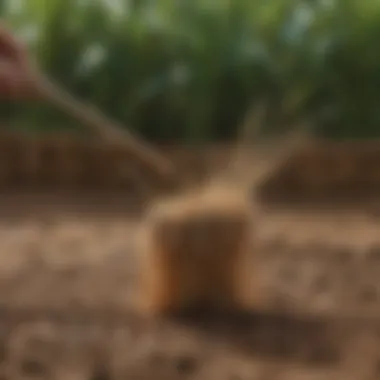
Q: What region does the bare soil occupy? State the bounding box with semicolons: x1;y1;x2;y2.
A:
0;189;380;379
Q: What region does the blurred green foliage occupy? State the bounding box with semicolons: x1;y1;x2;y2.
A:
1;0;380;142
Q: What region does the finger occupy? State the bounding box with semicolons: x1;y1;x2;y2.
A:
0;23;27;64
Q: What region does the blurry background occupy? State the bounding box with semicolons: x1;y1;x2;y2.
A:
0;0;378;142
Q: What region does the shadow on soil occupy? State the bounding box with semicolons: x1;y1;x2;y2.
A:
153;308;352;367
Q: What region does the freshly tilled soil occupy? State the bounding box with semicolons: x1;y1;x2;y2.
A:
0;193;378;379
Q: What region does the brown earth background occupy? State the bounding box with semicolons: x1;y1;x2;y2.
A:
0;132;380;379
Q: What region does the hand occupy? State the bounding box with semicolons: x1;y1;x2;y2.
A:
0;24;40;99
